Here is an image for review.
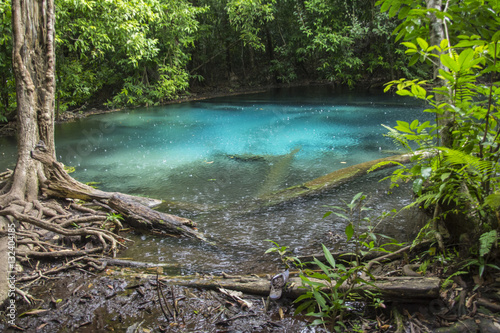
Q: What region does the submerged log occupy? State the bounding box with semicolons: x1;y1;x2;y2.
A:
108;194;206;241
254;152;432;209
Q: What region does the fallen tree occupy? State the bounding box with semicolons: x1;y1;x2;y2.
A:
106;269;441;301
108;194;206;240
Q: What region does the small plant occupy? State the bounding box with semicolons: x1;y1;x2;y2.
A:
264;239;297;269
461;230;500;281
294;244;379;332
291;193;397;331
103;212;124;232
323;192;401;264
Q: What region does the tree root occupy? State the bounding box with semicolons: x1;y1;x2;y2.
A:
0;197;131;263
2;208;124;256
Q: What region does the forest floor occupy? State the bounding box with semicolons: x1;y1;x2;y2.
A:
2;250;500;332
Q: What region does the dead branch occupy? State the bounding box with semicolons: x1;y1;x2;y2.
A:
17;247;104;259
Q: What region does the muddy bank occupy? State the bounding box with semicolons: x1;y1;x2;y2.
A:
0;268;312;332
2;253;500;332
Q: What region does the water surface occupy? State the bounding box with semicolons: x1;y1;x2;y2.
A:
0;86;430;274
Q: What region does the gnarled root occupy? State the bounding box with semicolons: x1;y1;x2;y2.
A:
0;199;129;259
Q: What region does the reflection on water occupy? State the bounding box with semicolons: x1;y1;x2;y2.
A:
0;86;431;274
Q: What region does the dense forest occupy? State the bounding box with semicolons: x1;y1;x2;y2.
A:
0;0;427;122
1;0;500;331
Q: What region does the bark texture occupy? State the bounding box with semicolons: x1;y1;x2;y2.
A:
7;0;56;202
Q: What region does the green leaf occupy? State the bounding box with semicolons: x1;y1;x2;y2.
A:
322;244;336;269
331;211;350;221
413;178;423;194
439;39;449;50
398;6;410;20
492;31;500;42
395;120;413;133
440;54;460;72
410;119;419;130
421;167;432;179
345;223;354;241
312;290;327;309
455;40;485;48
416;37;429;51
457;48;474;70
479;230;497;257
402;42;417;50
408;53;420;66
351;192;364;204
485;193;500;209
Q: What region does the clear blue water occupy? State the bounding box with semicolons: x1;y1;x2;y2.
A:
0;86;431;273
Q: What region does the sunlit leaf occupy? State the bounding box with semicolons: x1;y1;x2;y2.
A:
416;37;428;51
440;54;460;72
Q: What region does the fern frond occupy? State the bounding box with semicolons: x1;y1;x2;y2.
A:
438;147;494;175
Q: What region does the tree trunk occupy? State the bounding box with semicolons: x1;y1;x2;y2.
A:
5;0;56;203
426;0;453;148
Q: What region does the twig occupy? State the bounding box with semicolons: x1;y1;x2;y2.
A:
156;272;171;323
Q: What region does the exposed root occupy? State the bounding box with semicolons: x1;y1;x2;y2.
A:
0;198;130;263
15;287;37;305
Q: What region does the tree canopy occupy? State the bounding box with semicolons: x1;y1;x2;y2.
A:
0;0;422;121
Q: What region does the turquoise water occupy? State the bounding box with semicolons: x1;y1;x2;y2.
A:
53;87;426;203
0;86;431;273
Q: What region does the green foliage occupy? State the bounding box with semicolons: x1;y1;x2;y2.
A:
374;0;500;284
103;212;124;231
264;239;297;269
294;244;383;331
0;0;431;113
296;1;415;87
323;193;401;265
105;212;124;224
225;0;275;50
0;1;14;121
288;193;400;330
479;230;497;258
55;0;205;110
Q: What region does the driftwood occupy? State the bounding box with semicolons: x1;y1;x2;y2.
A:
108;194;206;241
100;258;179;269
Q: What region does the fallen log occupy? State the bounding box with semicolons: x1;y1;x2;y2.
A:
31;141;206;241
100;258;179;269
108;194;206;241
31;143;162;207
109;270;441;301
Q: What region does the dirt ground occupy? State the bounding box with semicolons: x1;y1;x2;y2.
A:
1;258;500;333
